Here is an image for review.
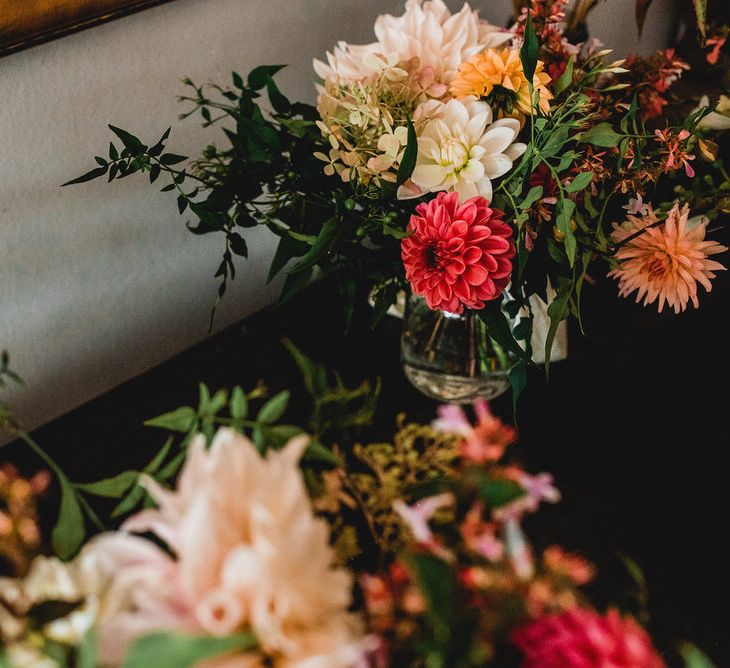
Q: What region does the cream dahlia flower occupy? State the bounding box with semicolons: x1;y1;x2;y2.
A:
403;96;526;200
92;429;362;667
314;0;511;91
608;202;727;313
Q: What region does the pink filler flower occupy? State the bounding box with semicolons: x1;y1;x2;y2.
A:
401;191;515;313
512;608;666;668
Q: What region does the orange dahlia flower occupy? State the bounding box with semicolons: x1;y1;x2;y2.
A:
608;202;727;314
450;48;553;117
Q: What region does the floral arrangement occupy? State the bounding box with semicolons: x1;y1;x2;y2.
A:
0;347;717;666
67;0;729;399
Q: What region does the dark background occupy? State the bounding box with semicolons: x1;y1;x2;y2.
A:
3;262;729;665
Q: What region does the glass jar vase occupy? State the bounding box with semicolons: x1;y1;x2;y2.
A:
400;294;517;403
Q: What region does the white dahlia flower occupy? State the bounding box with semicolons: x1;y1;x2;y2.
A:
404;96;526;200
314;0;511;91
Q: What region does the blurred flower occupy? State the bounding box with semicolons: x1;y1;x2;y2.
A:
705;36;726;65
543;546;594;586
0;465;49;576
98;429;362;666
609;202;727;314
401;192;515;313
460;503;504;561
404;97;525;200
450;48;553;118
512;608;666;668
393;493;454;561
432;398;516;463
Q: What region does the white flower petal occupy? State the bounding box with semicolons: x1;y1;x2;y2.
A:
478;126;518;156
412;163;451;189
482;154;514;178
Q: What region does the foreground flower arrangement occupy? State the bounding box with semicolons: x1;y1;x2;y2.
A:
67;0;729;399
0;348;716;666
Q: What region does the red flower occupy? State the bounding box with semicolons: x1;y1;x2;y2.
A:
401;191;515;313
512;609;666;668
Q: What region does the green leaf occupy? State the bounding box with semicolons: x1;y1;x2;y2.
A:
75;471;139;498
257;390;290;424
248;64;286;90
122;632;257;668
544;279;573;372
268;234;310;282
556;198;577;265
160;153;187;165
108;125;146;154
520;11;539;85
509;358;529;412
144;436;175;474
289;218;339;273
111;484;145;519
479;477;525;508
229;233;248;258
144;406;198;433
232;71;244;89
61;165;109;186
77;629;98;668
692;0;707;42
566;171;594;193
554;56;575;95
52;478;85;560
230;386;248;420
277;266;313;307
679;642;716;668
520;185;543;211
396;119;418;186
304;439;340;465
266;77;290;113
406;554;456;644
281;337;326;396
477;302;527;362
371;282;400;326
579;122;622;148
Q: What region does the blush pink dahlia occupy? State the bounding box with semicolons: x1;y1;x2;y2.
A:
512;609;666;668
402;191;515;313
608;202;727;314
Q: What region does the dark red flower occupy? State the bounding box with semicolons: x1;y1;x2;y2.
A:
512;608;666;668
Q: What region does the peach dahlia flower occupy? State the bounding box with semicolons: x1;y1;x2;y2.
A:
84;429;363;667
608;202;727;314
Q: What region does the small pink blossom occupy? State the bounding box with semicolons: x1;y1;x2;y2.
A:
393;493;455;562
432;398;516;464
461;502;504;561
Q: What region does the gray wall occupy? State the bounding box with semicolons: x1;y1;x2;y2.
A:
0;0;675;439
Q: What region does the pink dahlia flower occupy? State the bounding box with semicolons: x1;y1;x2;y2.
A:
402;191;515;313
609;201;727;314
512;608;666;668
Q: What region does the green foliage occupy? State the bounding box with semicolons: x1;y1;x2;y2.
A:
123;632;257;668
282;338;380;438
680;642;716;668
519;11;540;85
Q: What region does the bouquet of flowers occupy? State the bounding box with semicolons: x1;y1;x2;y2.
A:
0;343;715;667
67;0;729;399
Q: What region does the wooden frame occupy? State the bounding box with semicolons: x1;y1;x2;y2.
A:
0;0;175;57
